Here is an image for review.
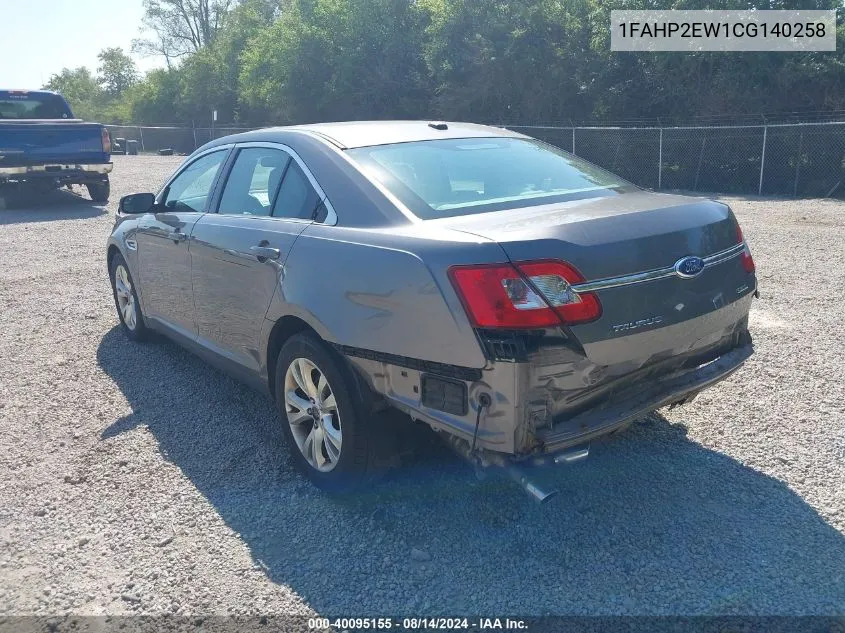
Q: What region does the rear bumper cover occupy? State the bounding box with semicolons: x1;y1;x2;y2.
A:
0;162;112;183
535;342;753;452
346;336;753;458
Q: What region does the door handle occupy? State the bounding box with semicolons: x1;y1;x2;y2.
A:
249;245;281;261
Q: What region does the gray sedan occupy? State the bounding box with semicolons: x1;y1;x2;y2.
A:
107;121;756;500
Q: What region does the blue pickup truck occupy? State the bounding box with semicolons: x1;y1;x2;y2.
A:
0;89;112;202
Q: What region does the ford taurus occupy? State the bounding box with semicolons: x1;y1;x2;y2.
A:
107;121;756;499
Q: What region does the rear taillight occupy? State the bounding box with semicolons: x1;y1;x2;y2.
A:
736;223;755;274
101;127;111;153
448;260;601;329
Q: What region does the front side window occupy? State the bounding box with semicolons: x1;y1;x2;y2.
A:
218;148;290;216
164;150;228;213
346;137;634;220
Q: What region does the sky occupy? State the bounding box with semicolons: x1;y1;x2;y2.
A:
0;0;163;88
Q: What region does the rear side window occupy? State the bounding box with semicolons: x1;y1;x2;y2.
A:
272;160;321;221
218;148;290;216
0;92;72;119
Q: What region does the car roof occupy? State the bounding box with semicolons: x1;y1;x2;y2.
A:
0;89;61;96
264;120;527;149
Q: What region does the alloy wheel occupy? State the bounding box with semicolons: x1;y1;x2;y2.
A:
284;357;343;472
114;264;137;331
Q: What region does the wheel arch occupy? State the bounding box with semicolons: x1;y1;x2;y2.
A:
264;314;382;413
265;315;315;401
106;243;122;271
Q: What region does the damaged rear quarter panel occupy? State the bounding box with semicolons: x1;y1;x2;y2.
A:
267;223;507;369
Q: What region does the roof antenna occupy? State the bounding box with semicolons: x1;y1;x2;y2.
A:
428;121;448;130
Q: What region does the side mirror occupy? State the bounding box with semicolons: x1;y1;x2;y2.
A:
119;192;156;214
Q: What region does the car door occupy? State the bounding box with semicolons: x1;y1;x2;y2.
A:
189;143;334;374
134;148;230;339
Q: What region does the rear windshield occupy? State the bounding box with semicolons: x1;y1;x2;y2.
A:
346;137;634;219
0;92;72;120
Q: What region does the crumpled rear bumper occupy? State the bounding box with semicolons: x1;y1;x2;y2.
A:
533;342;754;453
343;313;753;459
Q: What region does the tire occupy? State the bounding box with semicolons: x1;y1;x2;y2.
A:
274;332;387;493
87;179;110;203
109;253;148;342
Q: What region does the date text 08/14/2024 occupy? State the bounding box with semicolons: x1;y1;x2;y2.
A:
308;617;529;630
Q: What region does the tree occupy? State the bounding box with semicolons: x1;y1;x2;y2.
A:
584;0;845;122
181;0;283;121
56;0;845;127
43;67;103;120
97;48;139;96
125;68;190;124
125;0;281;124
239;0;432;124
422;0;596;123
133;0;237;66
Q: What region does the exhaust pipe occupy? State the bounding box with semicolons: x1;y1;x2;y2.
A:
554;444;590;464
505;444;590;502
437;429;580;504
504;465;559;504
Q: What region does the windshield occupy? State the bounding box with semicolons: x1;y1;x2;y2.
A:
346;137;634;219
0;92;73;120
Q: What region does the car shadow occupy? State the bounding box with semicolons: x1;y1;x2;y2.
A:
97;326;845;616
0;187;107;223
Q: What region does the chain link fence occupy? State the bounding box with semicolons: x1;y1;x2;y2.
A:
107;121;845;198
510;122;845;197
105;124;259;156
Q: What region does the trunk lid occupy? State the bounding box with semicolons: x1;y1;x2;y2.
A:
438;191;755;364
0;121;108;166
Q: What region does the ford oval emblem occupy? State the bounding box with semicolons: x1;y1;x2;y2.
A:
674;256;705;279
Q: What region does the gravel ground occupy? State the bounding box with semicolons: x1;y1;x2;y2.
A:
1;155;844;618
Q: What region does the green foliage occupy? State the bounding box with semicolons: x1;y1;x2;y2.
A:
124;68;188;123
585;0;845;121
43;53;137;124
423;0;598;123
43;68;101;120
240;0;432;122
44;0;845;126
97;48;140;95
